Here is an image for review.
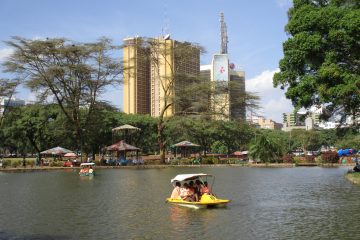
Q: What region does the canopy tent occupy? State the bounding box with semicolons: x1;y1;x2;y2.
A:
172;141;200;158
173;141;200;148
112;124;141;132
105;140;141;166
106;140;140;152
40;146;73;156
233;151;248;156
64;152;77;158
111;124;141;143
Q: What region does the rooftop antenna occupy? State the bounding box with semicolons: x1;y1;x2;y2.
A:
220;12;228;54
162;0;170;39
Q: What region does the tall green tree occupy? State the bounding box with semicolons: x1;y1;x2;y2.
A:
0;79;19;126
274;0;360;127
2;37;122;154
249;133;283;163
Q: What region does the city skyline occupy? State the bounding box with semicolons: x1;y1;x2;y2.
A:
0;0;293;122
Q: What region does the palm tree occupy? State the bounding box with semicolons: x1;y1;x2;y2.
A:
249;133;282;163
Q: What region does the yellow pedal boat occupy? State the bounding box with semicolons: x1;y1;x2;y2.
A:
166;173;231;209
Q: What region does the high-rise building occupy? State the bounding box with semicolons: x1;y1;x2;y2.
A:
199;13;246;121
123;37;151;115
200;56;246;121
123;36;200;117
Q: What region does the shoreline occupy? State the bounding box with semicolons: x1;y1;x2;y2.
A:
0;163;354;172
345;172;360;185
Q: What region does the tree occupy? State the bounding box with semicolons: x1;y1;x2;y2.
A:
274;0;360;127
249;133;283;163
290;129;322;152
0;79;19;126
144;38;204;163
2;37;122;154
213;120;254;155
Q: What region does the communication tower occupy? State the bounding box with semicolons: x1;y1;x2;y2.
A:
220;12;228;54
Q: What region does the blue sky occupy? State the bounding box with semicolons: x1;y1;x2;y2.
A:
0;0;294;122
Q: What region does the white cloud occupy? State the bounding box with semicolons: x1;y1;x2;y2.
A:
246;69;293;123
0;48;13;62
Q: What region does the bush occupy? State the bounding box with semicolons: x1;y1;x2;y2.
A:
305;155;315;163
11;160;21;168
50;161;63;167
282;154;294;163
202;156;217;164
27;160;35;168
93;160;101;166
321;151;339;164
293;157;301;166
2;159;11;168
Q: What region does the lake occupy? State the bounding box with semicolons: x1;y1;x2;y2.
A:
0;166;359;239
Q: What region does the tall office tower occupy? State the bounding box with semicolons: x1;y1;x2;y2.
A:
123;36;200;117
229;69;246;120
200;55;246;120
123;37;151;115
200;12;246;121
150;38;200;117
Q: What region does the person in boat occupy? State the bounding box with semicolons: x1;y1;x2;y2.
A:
189;181;199;201
194;180;203;198
170;182;181;199
200;181;211;195
353;157;360;172
180;183;194;202
89;166;94;174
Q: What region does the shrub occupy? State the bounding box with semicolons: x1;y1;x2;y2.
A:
202;156;217;164
321;151;339;164
282;154;294;163
293;157;301;166
93;160;101;166
2;159;11;168
11;160;21;168
27;160;35;168
305;155;315;163
50;161;63;167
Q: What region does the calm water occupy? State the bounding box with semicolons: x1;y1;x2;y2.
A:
0;167;359;240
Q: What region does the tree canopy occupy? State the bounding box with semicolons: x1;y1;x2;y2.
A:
2;37;122;150
274;0;360;126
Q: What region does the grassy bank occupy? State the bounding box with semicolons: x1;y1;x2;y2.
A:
345;172;360;185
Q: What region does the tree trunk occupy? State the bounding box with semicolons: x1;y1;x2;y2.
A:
157;121;166;164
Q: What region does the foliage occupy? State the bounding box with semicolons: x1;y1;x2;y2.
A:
11;160;21;168
27;160;35;167
274;0;360;128
305;155;316;163
249;133;283;163
290;129;322;151
282;154;294;163
321;151;339;163
211;141;227;154
213;120;254;154
3;37;122;152
1;159;11;168
335;134;360;150
0;79;19;126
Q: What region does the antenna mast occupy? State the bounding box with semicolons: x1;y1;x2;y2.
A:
220;13;229;54
220;12;228;54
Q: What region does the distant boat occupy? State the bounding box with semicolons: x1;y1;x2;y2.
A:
79;163;95;176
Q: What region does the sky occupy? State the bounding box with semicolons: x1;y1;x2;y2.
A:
0;0;294;122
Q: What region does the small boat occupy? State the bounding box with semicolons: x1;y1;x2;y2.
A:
166;173;230;209
79;163;95;176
